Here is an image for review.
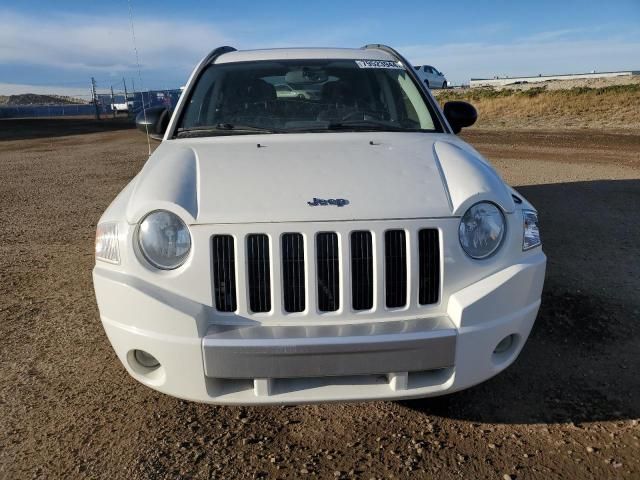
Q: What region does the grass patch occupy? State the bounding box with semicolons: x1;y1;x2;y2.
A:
434;84;640;130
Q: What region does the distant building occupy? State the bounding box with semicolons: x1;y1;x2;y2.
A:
470;70;640;88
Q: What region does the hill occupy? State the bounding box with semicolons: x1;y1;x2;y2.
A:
0;94;86;106
434;82;640;130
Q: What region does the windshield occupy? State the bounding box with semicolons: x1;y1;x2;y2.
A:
175;59;440;137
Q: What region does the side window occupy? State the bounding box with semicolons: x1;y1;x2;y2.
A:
182;67;220;128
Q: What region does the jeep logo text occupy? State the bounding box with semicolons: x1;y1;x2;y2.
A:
307;197;350;207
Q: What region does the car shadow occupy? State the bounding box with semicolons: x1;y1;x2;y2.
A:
0;117;134;141
401;179;640;424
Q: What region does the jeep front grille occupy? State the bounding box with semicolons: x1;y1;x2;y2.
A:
418;229;440;305
350;231;374;311
246;234;271;313
316;232;340;312
211;227;440;316
281;233;305;313
212;235;237;312
384;230;408;308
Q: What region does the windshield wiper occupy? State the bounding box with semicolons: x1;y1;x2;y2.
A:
176;123;279;138
214;123;279;132
325;120;406;131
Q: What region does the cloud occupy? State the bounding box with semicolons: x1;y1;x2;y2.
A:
401;36;640;85
0;8;638;92
0;10;229;74
452;22;512;38
0;8;375;75
523;28;588;42
0;8;375;92
0;82;90;98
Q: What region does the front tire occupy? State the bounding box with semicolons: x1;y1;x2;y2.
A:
442;81;447;89
425;80;430;89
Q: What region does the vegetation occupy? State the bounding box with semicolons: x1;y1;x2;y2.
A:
434;84;640;130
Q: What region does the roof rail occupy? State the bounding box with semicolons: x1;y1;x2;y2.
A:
202;46;237;65
362;44;410;66
361;44;420;83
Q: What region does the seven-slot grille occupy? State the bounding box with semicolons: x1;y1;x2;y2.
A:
211;229;440;314
281;233;305;313
246;234;271;313
351;231;374;311
385;230;408;308
212;235;237;312
316;232;340;312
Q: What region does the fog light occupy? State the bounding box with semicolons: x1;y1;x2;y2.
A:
493;334;515;354
134;349;160;368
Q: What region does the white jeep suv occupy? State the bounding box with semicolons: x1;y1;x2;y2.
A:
93;45;545;405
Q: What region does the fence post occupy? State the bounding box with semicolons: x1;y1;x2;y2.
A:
110;86;116;118
123;77;129;116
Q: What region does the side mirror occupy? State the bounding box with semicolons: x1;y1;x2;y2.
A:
135;106;170;141
443;101;477;134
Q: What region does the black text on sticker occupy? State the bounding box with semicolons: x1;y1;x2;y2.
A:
355;60;403;69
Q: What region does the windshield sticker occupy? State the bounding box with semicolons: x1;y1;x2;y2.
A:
355;60;404;70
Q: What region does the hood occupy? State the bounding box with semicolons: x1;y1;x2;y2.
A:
126;132;514;225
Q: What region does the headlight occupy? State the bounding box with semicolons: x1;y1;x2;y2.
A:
95;222;120;264
459;202;506;259
522;210;541;250
137;210;191;269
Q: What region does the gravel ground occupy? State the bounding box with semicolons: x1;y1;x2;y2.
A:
0;119;638;479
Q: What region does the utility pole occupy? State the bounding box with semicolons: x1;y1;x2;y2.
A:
110;85;116;118
91;77;100;120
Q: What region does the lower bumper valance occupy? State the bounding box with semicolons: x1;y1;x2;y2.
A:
202;317;456;379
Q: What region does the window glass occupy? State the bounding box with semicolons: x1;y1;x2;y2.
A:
178;59;439;135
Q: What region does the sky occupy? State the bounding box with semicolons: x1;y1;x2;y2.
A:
1;0;639;96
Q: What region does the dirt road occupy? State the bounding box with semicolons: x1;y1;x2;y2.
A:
1;119;638;479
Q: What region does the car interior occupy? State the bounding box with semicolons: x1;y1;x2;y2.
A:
180;60;436;132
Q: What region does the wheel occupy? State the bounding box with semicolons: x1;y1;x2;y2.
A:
297;94;305;99
442;81;447;89
425;80;430;89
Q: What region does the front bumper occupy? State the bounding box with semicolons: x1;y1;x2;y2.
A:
94;252;545;405
203;317;457;379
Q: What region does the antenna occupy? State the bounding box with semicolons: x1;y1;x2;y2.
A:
127;0;152;156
